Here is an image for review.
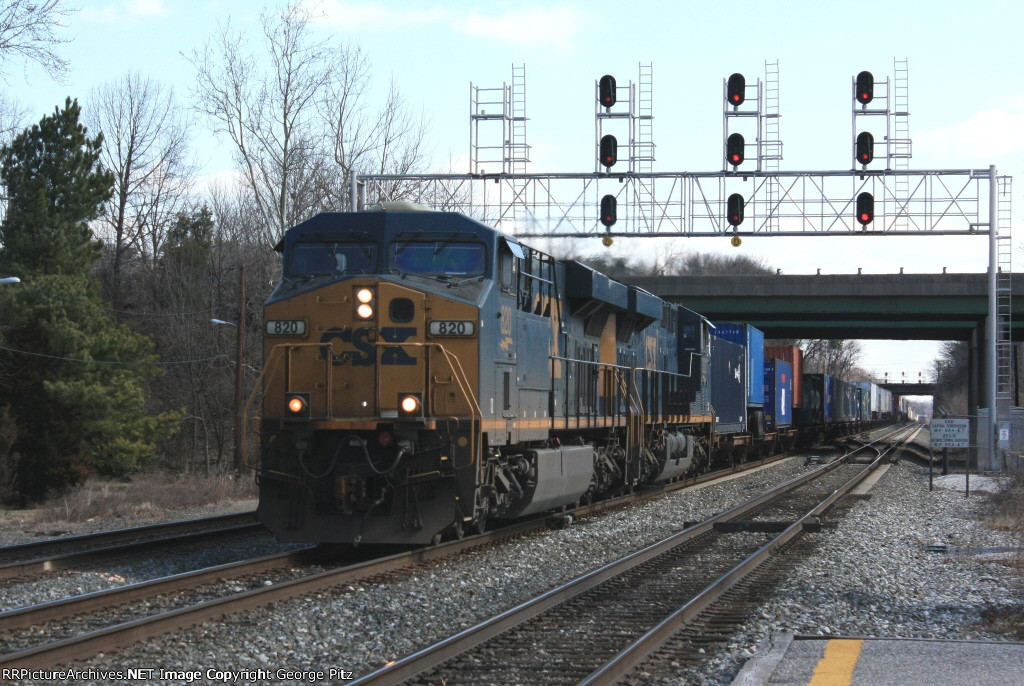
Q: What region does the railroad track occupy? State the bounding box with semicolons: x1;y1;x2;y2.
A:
348;424;917;685
0;511;262;580
0;448;807;671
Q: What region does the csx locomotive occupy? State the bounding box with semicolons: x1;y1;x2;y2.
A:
257;206;890;545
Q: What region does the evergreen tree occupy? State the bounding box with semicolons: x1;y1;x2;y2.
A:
0;99;182;503
0;98;112;277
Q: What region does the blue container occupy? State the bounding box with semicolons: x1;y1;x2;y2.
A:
833;378;857;422
802;374;834;424
710;336;746;434
764;359;793;429
711;323;764;407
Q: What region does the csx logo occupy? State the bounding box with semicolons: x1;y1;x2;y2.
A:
320;327;417;366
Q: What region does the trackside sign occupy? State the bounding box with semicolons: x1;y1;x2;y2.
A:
931;418;970;448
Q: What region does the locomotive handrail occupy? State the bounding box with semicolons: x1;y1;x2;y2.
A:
519;270;554;286
241;341;336;470
374;340;483;473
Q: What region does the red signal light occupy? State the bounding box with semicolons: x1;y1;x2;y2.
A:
599;134;618;168
600;194;617;227
855;71;874;105
726;133;745;167
727;193;744;227
599;75;616;107
856;192;874;226
856;131;874;165
727;73;745;106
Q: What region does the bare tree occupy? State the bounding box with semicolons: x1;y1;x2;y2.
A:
0;91;27;144
933;340;969;415
0;0;72;82
0;91;27;218
189;1;334;245
189;1;431;244
88;73;195;309
322;66;431;206
801;338;862;379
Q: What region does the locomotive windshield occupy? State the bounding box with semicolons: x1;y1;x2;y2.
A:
290;242;379;276
389;241;486;277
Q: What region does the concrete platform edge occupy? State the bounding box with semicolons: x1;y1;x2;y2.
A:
728;632;794;686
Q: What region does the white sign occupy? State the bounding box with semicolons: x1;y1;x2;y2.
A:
931;418;970;448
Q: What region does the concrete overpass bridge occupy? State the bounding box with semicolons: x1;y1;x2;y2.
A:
624;271;1024;402
625;272;1024;342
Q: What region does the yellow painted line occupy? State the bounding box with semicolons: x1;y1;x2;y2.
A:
806;639;864;686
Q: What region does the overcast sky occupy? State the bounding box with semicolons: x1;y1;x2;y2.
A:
5;0;1023;387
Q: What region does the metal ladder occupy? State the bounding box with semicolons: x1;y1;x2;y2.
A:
996;176;1013;405
634;63;655;230
635;63;654;174
508;64;530;219
761;60;782;232
508;64;529;176
892;59;912;228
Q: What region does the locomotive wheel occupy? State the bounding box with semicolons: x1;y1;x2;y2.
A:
471;515;488;534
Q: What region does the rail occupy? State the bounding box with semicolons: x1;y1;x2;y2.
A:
348;424;913;685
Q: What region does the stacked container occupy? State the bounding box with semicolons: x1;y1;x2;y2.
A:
712;323;765;407
764;358;793;429
709;336;746;434
764;345;803;412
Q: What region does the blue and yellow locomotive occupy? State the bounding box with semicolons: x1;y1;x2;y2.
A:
257;206;716;545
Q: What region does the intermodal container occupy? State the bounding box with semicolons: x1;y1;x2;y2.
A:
833;378;858;422
712;323;764;407
764;359;793;429
764;345;803;408
710;336;746;434
802;373;834;424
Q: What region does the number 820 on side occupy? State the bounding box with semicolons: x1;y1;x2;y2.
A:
266;320;306;335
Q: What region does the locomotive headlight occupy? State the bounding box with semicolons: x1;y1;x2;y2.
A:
285;392;310;420
398;393;422;417
355;287;375;319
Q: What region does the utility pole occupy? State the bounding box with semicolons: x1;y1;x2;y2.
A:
233;265;246;475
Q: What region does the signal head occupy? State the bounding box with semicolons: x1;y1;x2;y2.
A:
727;73;746;107
600;194;617;227
599;134;618;168
856;191;875;225
856;131;875;165
727;193;745;227
726;133;745;167
598;75;617;107
855;71;874;105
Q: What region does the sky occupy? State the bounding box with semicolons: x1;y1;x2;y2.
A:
4;0;1024;394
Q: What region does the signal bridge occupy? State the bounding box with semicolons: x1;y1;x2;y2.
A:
352;167;1001;240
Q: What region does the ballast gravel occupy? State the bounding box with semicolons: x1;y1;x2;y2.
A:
5;441;1023;686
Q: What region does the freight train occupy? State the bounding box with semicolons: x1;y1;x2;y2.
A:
256;206;897;546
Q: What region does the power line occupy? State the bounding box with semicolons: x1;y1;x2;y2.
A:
0;346;229;366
